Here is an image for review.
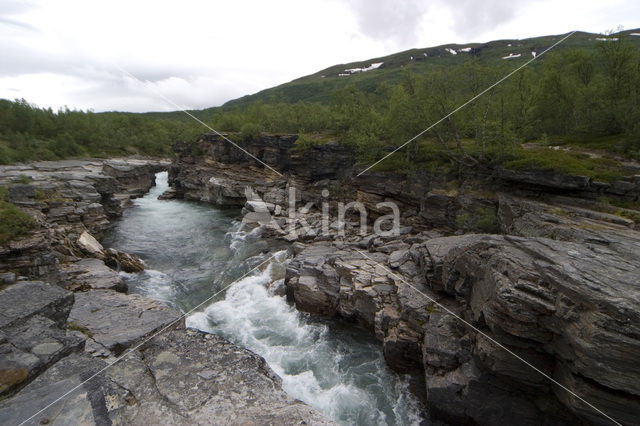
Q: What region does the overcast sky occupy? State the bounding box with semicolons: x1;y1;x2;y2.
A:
0;0;638;113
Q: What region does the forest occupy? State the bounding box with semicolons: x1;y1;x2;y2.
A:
1;35;638;181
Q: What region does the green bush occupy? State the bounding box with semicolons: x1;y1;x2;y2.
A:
239;122;262;141
0;195;35;244
502;148;625;182
476;207;500;233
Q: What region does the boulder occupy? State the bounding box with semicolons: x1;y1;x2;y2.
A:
59;258;127;292
76;231;105;259
104;248;145;273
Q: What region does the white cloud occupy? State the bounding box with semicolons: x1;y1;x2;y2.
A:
0;0;638;112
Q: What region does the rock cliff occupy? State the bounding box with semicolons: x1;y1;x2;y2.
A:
167;133;640;425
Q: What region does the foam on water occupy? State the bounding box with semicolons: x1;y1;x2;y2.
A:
187;260;423;425
106;172;426;425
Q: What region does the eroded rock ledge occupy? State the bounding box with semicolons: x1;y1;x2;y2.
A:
167;133;640;425
0;158;331;425
0;280;330;425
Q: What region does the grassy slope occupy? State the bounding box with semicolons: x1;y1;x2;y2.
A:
220;29;640;108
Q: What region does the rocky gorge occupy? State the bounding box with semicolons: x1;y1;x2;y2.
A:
165;133;640;425
0;159;331;425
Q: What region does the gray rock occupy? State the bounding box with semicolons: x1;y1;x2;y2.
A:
0;272;16;285
103;329;334;425
0;281;73;329
60;258;127;292
0;315;84;397
497;167;591;190
414;233;640;424
68;291;181;354
1;330;332;425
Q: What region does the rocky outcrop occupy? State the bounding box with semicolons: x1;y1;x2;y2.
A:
415;234;640;424
284;230;640;424
0;157;333;426
0;313;331;426
68;290;181;355
0;267;331;425
0;281;79;397
59;258;127;292
497;167;640;202
164;132;640;425
0;159;167;282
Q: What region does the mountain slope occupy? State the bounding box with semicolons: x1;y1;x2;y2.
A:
222;28;640;108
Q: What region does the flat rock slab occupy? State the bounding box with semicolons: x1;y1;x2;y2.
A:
68;290;181;354
0;353;106;426
60;258;126;292
0;281;73;328
0;315;84;397
0;330;333;425
105;328;334;425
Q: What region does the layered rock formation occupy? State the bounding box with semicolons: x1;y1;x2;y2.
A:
167;133;640;425
0;281;331;425
0;159;166;282
0;158;331;425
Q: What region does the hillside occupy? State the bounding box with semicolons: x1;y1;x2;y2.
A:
223;28;640;107
1;27;639;167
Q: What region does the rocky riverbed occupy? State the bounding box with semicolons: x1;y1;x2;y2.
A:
0;159;331;425
165;133;640;425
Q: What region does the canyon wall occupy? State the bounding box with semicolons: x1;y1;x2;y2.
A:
168;133;640;425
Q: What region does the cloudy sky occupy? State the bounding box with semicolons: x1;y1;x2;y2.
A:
1;0;638;112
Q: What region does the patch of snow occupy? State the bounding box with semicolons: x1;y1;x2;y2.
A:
507;43;512;47
458;47;472;53
410;56;413;60
445;48;457;55
531;51;537;58
596;37;619;41
630;33;640;36
423;52;428;57
502;53;521;59
341;62;384;76
338;73;350;77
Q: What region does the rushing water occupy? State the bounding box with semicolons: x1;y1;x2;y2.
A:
103;172;424;425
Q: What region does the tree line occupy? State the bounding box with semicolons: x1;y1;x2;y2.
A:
1;36;638;172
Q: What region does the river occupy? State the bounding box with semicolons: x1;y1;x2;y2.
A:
103;172;424;425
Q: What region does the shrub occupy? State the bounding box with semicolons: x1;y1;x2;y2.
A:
0;196;35;244
502;148;626;182
476;207;500;233
239;122;262;141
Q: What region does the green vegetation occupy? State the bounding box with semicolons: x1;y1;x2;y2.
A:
0;186;35;244
34;187;68;203
456;207;500;233
0;100;203;163
0;28;638;183
67;321;93;337
502;148;626;181
294;132;336;151
11;175;32;184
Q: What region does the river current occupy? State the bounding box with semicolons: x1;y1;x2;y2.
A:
103;172;424;425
